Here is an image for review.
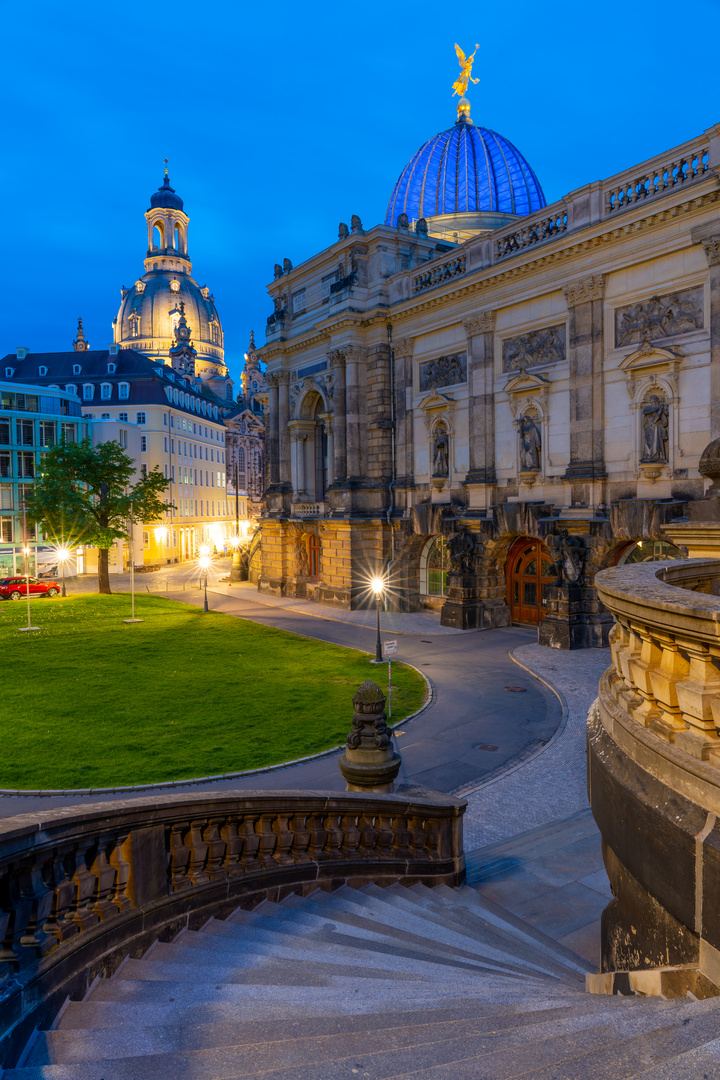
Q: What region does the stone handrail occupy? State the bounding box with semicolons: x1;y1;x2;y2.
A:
604;138;710;216
595;559;720;758
493;208;568;260
412;254;466;293
0;788;465;1063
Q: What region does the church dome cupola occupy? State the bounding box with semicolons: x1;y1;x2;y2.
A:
150;173;184;212
144;160;191;275
385;46;546;239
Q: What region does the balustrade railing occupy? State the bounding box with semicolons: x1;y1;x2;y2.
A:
595;559;720;760
0;789;464;1058
412;254;466;293
494;209;568;259
604;142;710;216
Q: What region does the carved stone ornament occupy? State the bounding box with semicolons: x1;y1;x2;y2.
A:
343;345;367;365
265;370;281;388
327;348;345;369
615;287;703;347
393;337;414;361
503;369;551;419
518;414;541;471
547;529;585;586
463;311;496;335
447;524;476;575
338;222;349;240
418;352;467;391
702;236;720;267
640;394;669;464
337;681;401;794
503;325;565;371
562;274;607;307
699;437;720;494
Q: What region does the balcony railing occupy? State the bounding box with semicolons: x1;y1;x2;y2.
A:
604;139;710;216
412;254;466;293
494;209;568;260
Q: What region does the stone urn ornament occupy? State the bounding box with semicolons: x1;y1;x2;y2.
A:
699;437;720;496
338;681;401;793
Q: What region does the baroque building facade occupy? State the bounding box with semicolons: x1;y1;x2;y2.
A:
225;332;266;522
256;108;720;642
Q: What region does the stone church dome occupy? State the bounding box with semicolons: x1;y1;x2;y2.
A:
113;170;226;378
385;111;546;233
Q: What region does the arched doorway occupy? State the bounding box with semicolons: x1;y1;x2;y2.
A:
506;537;553;625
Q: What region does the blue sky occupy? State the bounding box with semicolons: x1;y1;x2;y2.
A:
1;0;718;383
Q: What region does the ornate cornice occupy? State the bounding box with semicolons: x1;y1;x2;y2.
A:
702;235;720;267
563;274;607;306
463;311;495;335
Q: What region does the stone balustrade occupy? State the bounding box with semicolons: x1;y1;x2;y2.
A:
412;254;466;293
590;559;720;990
494;209;568;260
604;139;710;216
0;788;465;1063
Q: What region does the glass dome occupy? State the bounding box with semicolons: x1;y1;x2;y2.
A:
385;120;546;227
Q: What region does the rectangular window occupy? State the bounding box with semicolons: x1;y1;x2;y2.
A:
101;384;111;400
164;436;168;452
171;465;175;480
119;429;127;448
0;517;12;542
140;436;147;452
195;500;198;515
16;420;33;446
170;415;174;428
118;384;129;400
142;531;149;548
164;463;168;479
194;469;197;485
163;412;168;426
211;472;215;487
205;470;209;486
0;484;13;510
210;448;214;462
171;438;175;454
61;423;76;443
212;500;215;516
141;463;147;477
118;412;128;423
194;444;197;458
200;500;204;515
136;412;146;425
18;452;34;478
0;420;9;445
39;421;56;447
83;385;94;401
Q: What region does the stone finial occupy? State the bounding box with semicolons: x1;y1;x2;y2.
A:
338;680;401;794
699;437;720;495
416;217;429;237
351;214;364;234
397;212;409;231
283;258;293;274
338;222;349;240
73;317;89;352
273;263;283;280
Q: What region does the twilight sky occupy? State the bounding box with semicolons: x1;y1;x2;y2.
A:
1;0;718;384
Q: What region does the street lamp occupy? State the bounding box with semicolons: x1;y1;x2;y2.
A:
19;545;39;632
56;545;71;597
123;500;143;624
199;544;210;613
371;575;385;663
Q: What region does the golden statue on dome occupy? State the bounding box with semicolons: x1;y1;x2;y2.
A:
452;43;480;98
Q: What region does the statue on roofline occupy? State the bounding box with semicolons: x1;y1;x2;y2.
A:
452;43;480;98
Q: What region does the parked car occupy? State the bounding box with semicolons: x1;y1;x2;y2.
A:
0;577;61;600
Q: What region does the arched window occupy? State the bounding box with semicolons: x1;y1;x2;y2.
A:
420;535;448;597
153;221;164;249
308;534;321;578
615;541;682;565
174;225;184;252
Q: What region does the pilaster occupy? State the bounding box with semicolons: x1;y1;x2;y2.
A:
562;274;607;505
702;237;720;439
462;311;496;511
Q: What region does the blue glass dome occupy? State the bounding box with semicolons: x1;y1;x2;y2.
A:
385;120;546;227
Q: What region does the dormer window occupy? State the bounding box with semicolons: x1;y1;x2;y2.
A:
38;366;47;376
100;383;112;400
107;362;116;374
4;368;14;378
65;384;77;395
73;364;81;375
118;382;129;400
82;384;94;401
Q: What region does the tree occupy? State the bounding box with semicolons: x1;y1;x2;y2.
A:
25;438;172;595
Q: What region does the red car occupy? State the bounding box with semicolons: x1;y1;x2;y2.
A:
0;577;61;600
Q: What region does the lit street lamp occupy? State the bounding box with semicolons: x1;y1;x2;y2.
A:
199;544;211;613
56;544;70;597
371;575;385;663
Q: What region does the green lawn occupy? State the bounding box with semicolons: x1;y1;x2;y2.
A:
0;594;426;789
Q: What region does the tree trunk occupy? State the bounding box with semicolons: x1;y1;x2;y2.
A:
98;548;112;594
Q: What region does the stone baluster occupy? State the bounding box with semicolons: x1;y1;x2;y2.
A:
271;813;294;865
220;818;246;877
304;812;328;861
357;812;378;857
374;813;394;859
185;821;210;886
239;816;261;873
628;626;663;728
408;814;428;856
391;815;413;860
203;820;228;882
674;639;720;759
17;860;54;956
647;631;690;739
108;834;132;914
257;814;279;870
167;823;192;892
322;813;344;860
44;851;79;943
289;813;312;864
88;840;121;922
70;845;101;931
339;812;361;859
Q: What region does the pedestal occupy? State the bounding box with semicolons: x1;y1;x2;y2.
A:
538;583;606;650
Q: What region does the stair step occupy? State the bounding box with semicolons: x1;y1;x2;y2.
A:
629;1035;720;1078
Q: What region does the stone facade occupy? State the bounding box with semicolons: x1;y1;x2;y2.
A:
255;121;720;642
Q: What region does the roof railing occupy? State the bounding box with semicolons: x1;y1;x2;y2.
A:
604;139;710;216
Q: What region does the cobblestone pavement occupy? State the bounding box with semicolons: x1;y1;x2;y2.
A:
462;644;611;850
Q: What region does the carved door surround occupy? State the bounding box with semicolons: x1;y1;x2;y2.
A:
503;369;552;482
619;342;684;482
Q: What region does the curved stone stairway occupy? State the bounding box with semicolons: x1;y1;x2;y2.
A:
8;881;720;1080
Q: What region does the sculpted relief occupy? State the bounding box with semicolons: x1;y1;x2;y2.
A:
518;414;542;471
418;352;467;391
502;325;565;372
615;287;703;347
641;394;669;463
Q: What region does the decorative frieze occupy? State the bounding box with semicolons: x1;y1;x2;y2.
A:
502;325;565;371
463;312;495;335
563;275;607;306
418;352;467;391
615;287;703;347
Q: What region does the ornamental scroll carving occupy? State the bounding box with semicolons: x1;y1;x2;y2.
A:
615;287;703;347
702;236;720;267
418;352;467;392
502;325;565;372
562;275;607;306
463;312;495;335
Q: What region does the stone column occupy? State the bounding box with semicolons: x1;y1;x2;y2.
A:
463;312;496;507
266;372;280;487
277;371;291;491
328;350;346;482
393;338;415;487
562;275;607;504
702;237;720;439
344;346;365;480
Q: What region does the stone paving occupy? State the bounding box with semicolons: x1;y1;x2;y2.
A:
462;644;611;850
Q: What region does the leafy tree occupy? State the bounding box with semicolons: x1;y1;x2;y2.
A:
24;438;172;594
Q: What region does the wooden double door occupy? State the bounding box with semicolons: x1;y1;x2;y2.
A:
506;538;554;625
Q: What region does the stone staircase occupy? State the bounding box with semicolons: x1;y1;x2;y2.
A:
8;881;720;1079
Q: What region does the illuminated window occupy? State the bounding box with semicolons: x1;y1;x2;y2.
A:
421;535;448;597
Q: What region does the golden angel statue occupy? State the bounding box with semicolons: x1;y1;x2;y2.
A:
452;43;480;98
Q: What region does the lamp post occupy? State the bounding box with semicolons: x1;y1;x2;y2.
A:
371;575;385;663
18;503;39;632
230;459;242;582
199;544;210;613
56;545;70;597
123;500;143;624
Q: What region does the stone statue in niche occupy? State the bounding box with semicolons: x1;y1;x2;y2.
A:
447;524;476;574
548;529;585;586
641;395;669;463
518;414;542;471
433;427;450;477
295;534;309;577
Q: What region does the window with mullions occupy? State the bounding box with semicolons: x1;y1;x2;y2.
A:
17;452;34;478
0;453;10;478
16;420;34;446
425;535;448;597
0;420;9;445
39;421;56;447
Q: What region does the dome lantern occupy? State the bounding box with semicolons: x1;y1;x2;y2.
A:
144;160;191;276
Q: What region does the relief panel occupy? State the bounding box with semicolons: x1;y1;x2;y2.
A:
502;325;566;372
614;286;703;347
418;352;467;391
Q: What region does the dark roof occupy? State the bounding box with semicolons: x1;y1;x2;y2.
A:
0;348;230;421
149;175;184;212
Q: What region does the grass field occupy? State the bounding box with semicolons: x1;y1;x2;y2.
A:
0;594;426;789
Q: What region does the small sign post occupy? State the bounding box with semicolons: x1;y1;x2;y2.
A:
382;639;398;718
